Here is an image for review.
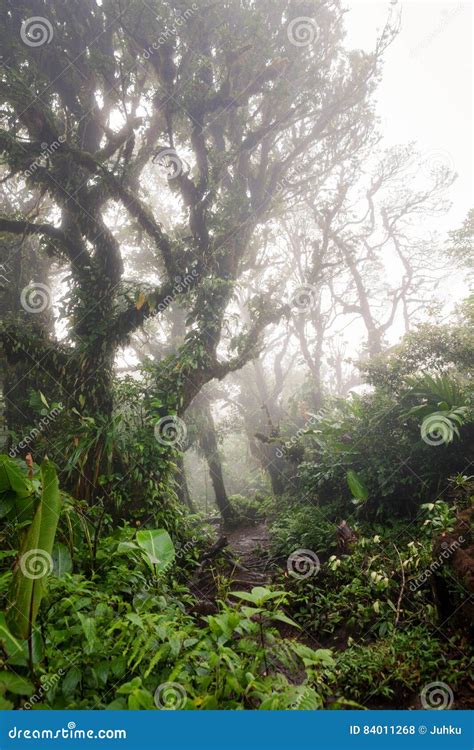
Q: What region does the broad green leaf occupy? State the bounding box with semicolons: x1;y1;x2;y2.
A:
231;587;284;606
125;613;144;629
0;497;14;519
95;662;109;687
0;670;34;695
116;541;139;553
62;666;82;695
77;613;97;651
270;612;301;628
230;590;260;604
7;460;62;639
0;455;33;498
52;543;73;577
135;529;175;573
106;697;127;710
117;677;142;694
0;613;24;660
346;470;369;502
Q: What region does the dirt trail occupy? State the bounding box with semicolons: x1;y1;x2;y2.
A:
189;521;274;614
227;521;271;567
224;521;273;589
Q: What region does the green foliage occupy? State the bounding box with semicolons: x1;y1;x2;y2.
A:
446;208;473;270
6;459;62;640
270;504;337;558
403;373;467;407
362;319;474;390
285;523;441;639
118;529;176;578
227;494;270;526
293;324;474;519
0;452;469;710
346;470;369;505
0;454;36;523
0;0;469;715
402;373;472;446
230;585;300;629
335;628;470;703
0;570;338;709
420;500;458;534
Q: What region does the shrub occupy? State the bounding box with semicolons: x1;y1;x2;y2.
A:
227;493;272;526
334;627;470;705
270;505;338;559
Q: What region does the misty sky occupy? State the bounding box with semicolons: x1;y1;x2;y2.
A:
345;0;472;234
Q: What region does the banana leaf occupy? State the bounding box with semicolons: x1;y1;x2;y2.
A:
135;529;175;574
0;455;36;522
346;469;369;503
7;460;61;640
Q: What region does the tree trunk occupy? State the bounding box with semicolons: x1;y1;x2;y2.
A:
175;454;195;512
199;401;232;524
1;236;54;439
70;351;115;502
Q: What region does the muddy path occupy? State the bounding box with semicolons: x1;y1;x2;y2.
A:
226;521;271;570
189;521;274;613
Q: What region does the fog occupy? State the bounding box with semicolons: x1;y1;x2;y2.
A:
0;0;472;715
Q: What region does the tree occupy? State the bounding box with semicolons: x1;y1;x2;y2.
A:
0;0;396;500
312;146;455;357
0;186;54;436
194;395;232;524
446;209;473;272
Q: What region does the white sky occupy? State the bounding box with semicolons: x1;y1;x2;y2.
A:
344;0;472;234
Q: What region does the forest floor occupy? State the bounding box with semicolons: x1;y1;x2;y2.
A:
190;519;473;710
226;521;271;573
224;520;273;589
190;521;273;615
226;521;472;709
226;522;329;647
